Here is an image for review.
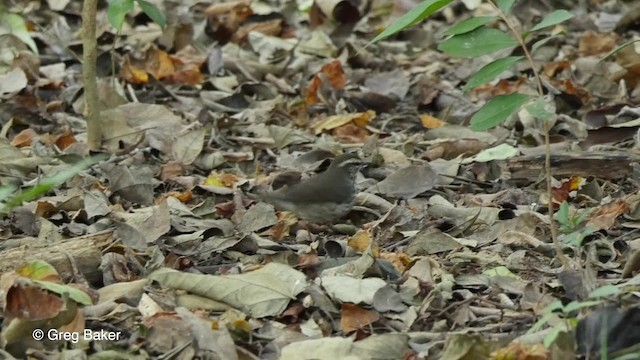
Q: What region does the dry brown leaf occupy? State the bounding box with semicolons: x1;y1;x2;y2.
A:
421;139;485;160
204;0;251;17
297;252;321;268
543;60;571;77
168;46;205;84
205;1;253;44
340;303;380;333
160;161;185;181
313;110;375;134
55;128;76;150
587;198;629;230
551;176;586;206
233;19;284;43
144;47;175;80
492;342;550;360
348;229;374;253
263;211;298;241
35;201;57;218
579;31;620;56
120;55;149;84
10;128;38;147
306;60;345;105
332;122;369;143
379;251;411;273
475;77;527;96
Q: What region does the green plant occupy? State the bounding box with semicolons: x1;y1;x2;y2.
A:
81;0;166;151
107;0;166;32
0;156;106;215
556;201;597;246
0;6;39;54
527;284;620;349
370;0;571;129
369;0;574;266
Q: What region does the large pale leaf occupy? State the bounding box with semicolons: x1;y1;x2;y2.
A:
469;143;519;162
171;127;206;165
281;337;354;360
371;164;438;199
280;334;410;360
0;68;27;95
149;263;307;318
321;276;386;304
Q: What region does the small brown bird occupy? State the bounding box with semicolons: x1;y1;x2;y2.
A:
259;153;364;222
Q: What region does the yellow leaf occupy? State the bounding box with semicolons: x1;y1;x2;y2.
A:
313;110;375;134
420;114;446;128
204;176;225;187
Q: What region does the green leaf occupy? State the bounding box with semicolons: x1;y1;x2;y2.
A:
545;300;565;313
438;27;517;58
443;16;497;36
470;93;531;131
34;280;93;305
0;12;39;54
1;155;106;214
527;10;573;34
527;313;553;334
588;284;620;299
483;265;519;278
581;226;597;237
0;185;17;204
563;299;602;313
562;231;583;246
600;39;640;63
525;96;555;122
463;56;523;90
557;201;570;228
543;327;562;348
574;208;593;226
496;0;515;14
136;0;166;29
107;0;134;31
531;35;558;54
368;0;453;45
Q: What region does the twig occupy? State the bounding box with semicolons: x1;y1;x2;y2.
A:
81;0;102;150
488;0;569;268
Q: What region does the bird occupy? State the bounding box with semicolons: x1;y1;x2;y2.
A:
258;153;364;223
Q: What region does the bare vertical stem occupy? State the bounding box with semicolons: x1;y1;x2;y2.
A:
82;0;101;151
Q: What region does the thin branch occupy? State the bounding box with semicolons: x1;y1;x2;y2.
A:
82;0;102;150
488;0;569;267
487;1;544;96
